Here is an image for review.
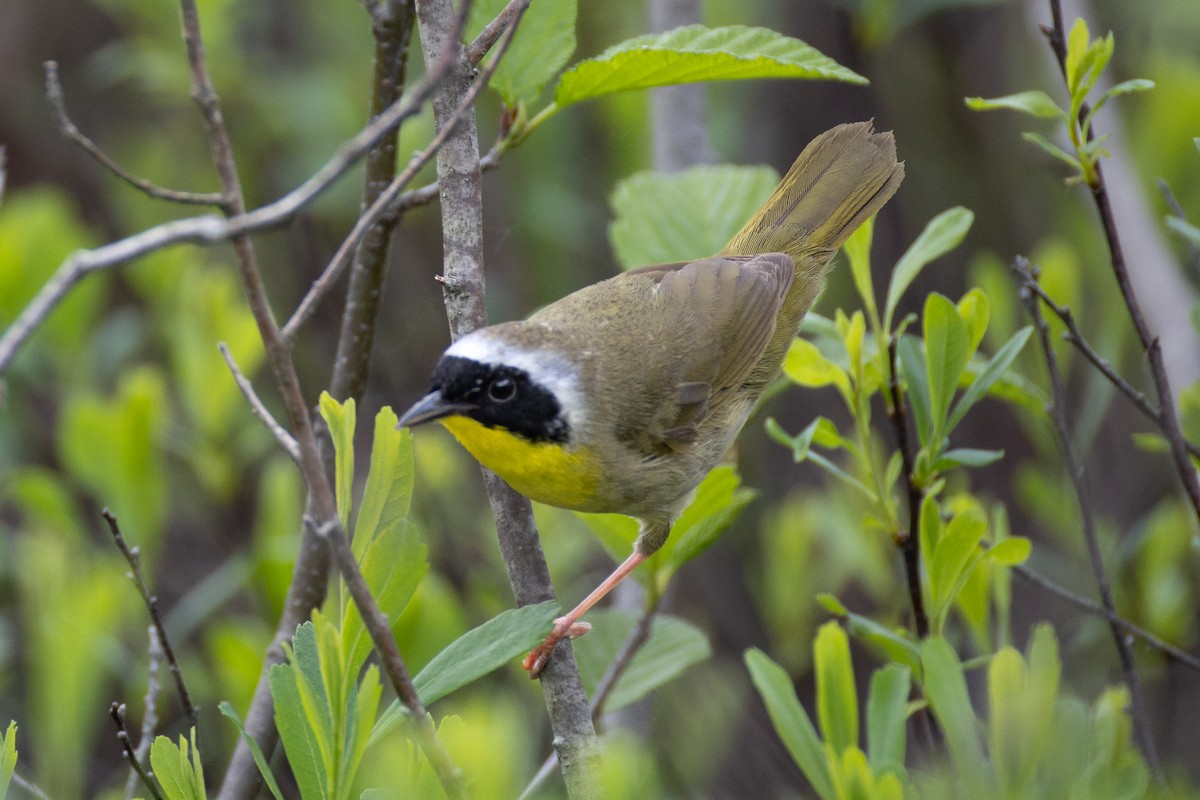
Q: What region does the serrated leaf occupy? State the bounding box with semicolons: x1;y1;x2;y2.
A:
219;702;285;800
609;165;779;269
352;407;414;559
556;25;865;108
814;622;858;754
468;0;576;105
946;326;1032;433
573;610;711;712
319;392;356;531
883;207;974;331
964;91;1065;119
867;666;910;777
745;649;836;800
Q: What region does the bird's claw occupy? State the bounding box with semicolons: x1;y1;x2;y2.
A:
523;617;592;678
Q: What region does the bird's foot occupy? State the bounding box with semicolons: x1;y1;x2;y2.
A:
523;616;592;678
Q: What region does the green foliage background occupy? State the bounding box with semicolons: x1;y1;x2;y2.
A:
1;0;1199;796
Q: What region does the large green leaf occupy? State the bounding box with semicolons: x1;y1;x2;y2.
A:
866;665;910;777
608;165;779;269
468;0;576;105
921;637;988;797
883;207;974;331
745;648;835;800
573;610;711;713
555;25;865;108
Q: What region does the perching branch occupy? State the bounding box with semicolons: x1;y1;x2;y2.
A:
1012;255;1161;779
413;0;599;796
1041;0;1200;527
43;61;225;208
102;509;197;728
110;703;164;800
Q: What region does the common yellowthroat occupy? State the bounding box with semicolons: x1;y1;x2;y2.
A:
399;122;903;676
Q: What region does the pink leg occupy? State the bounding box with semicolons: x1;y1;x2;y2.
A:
523;550;648;677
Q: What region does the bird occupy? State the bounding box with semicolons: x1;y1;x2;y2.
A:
398;121;904;677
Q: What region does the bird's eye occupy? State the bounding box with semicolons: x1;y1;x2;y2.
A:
488;377;516;402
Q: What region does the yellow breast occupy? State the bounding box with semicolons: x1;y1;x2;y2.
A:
440;416;601;510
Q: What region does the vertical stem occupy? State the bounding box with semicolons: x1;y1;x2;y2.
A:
412;1;599;796
886;338;930;638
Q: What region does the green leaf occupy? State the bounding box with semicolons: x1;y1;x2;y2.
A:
319;391;356;532
883;207;974;331
573;611;711;712
0;722;17;799
149;730;206;800
1021;131;1084;172
923;293;971;443
609;165;779;269
945;326;1032;433
964;90;1066;119
921;638;988;797
814;622;858;754
784;337;852;398
897;334;932;445
342;519;427;673
745;648;836;800
818;594;922;676
576;511;640;567
555;25;866;109
866;666;910;777
468;0;576;105
930;508;987;621
352;407;414;559
270;662;327;800
1064;17;1091;95
412;601;559;707
932;448;1004;471
987;536;1031;566
843;215;879;326
219;702;286;800
659;465;756;576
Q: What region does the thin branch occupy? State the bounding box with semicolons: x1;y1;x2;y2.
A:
43;62;225;208
102;509;198;727
1013;562;1200;673
885;337;931;638
125;628;164;800
465;0;528;65
110;703;164;800
1012;254;1161;778
10;772;49;800
413;0;598;795
1012;268;1200;461
1042;0;1200;528
218;342;300;462
0;37;457;375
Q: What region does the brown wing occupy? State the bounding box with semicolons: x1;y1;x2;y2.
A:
635;253;794;452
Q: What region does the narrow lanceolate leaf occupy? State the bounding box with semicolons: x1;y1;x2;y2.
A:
923;293;971;442
964;91;1066;119
814;622;858;754
745;649;836;800
946;326;1032;433
609;165;779;269
843;216;878;325
866;665;910;776
921;638;989;797
218;703;285;800
897;335;932;446
883;207;974;331
0;722;17;799
556;25;865;108
352;407;414;559
318;391;356;531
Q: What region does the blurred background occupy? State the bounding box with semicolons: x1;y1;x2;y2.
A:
2;0;1200;796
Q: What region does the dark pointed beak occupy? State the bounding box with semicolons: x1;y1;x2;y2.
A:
396;391;475;429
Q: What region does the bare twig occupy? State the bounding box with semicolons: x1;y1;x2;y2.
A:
0;38;456;375
413;0;598;795
43;62;225;208
465;0;529;65
1013;255;1160;778
10;772;50;800
1042;0;1200;529
1013;562;1200;673
218;342;300;462
1014;272;1200;461
102;509;198;727
125;628;164;800
111;703;164;800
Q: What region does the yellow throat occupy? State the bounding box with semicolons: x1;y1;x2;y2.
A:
439;416;600;510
